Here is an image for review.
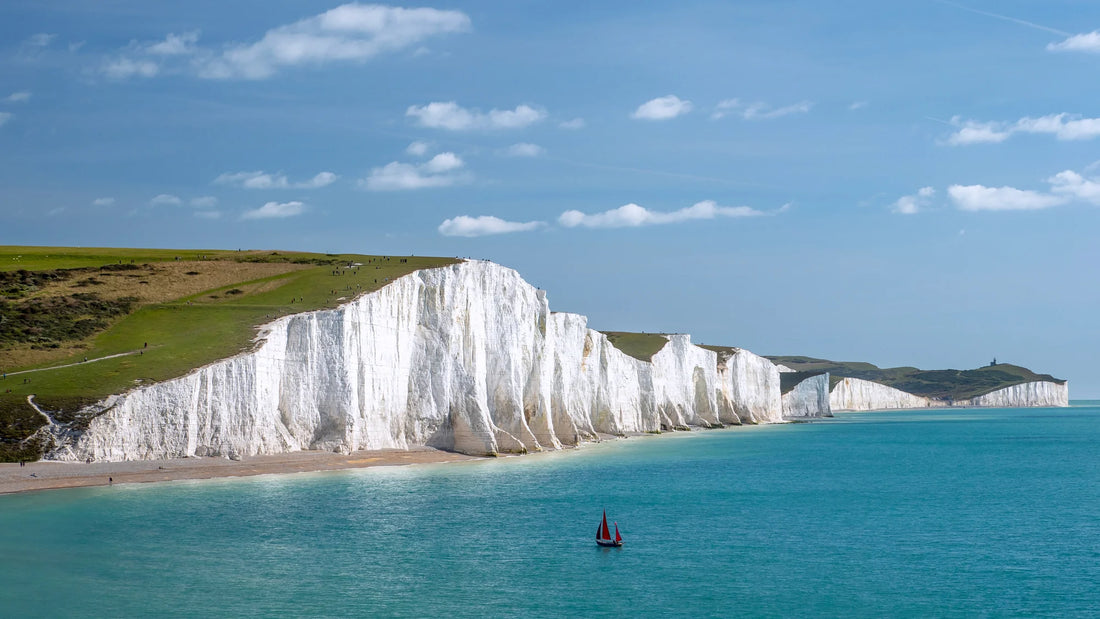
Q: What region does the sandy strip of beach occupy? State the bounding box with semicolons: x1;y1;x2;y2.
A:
0;448;479;495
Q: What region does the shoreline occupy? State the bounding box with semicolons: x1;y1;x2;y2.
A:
0;423;811;496
0;447;479;496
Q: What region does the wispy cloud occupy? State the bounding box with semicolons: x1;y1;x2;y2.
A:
406;141;431;156
713;98;813;120
26;33;57;47
438;215;544;237
361;152;468;190
631;95;692;121
1048;31;1100;53
147;31;201;56
849;101;868;111
503;142;544;157
947;185;1066;211
102;57;159;80
891;187;935;214
92;197;115;206
406;101;546;130
0;112;11;127
190;196;218;208
559;200;766;229
4;92;31;104
559;117;585;130
149;193;183;206
947;113;1100;145
214;170;337;189
241;200;306;219
99;5;470;81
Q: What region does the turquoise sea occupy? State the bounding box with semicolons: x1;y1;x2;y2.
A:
2;404;1099;618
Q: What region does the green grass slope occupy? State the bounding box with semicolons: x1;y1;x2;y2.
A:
599;331;669;362
0;246;458;461
767;356;1065;400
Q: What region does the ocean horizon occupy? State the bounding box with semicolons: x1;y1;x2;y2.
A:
3;404;1098;617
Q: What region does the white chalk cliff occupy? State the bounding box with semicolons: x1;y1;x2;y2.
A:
829;376;1068;411
955;381;1068;408
42;260;1069;462
830;377;935;411
780;373;833;418
48;261;782;462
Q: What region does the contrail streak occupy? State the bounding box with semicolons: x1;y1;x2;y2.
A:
933;0;1070;37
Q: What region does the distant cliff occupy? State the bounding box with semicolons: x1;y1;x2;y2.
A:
771;356;1068;412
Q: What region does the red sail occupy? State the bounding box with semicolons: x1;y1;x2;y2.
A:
614;523;622;543
600;511;611;540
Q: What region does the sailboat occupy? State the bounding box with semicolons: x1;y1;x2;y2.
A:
595;511;623;547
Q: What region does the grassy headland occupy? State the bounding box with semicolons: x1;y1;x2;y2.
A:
0;246;458;461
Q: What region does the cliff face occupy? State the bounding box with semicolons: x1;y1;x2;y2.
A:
957;381;1069;408
48;262;763;462
780;373;832;418
830;377;936;411
715;348;783;424
830;377;1069;411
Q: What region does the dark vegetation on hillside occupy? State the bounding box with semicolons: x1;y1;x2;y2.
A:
767;356;1064;401
1;292;137;349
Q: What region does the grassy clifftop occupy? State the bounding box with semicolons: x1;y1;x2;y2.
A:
599;331;669;362
767;355;1065;400
0;246;458;461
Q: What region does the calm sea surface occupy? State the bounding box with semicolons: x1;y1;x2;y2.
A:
2;404;1099;618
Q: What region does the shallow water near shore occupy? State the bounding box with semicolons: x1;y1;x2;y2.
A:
3;405;1099;617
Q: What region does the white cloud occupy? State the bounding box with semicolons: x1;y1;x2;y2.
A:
406;101;546;130
149;193;183;206
849;101;868;111
4;92;30;103
504;142;544;157
1014;113;1100;140
559;117;585;129
241;200;306;219
947;185;1067;211
190;196;218;208
631;95;693;120
1048;170;1100;205
406;141;431;156
438;215;544;237
946;117;1011;145
361;151;467;190
199;4;470;79
26;34;56;47
0;112;11;127
947;113;1100;145
713;98;813;120
102;57;160;80
92;197;115;206
1047;31;1100;53
214;170;338;189
891;187;935;214
147;31;200;56
559;200;765;229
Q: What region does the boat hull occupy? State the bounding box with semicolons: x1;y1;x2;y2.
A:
596;539;623;547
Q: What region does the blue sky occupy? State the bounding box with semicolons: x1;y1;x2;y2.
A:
3;1;1099;395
